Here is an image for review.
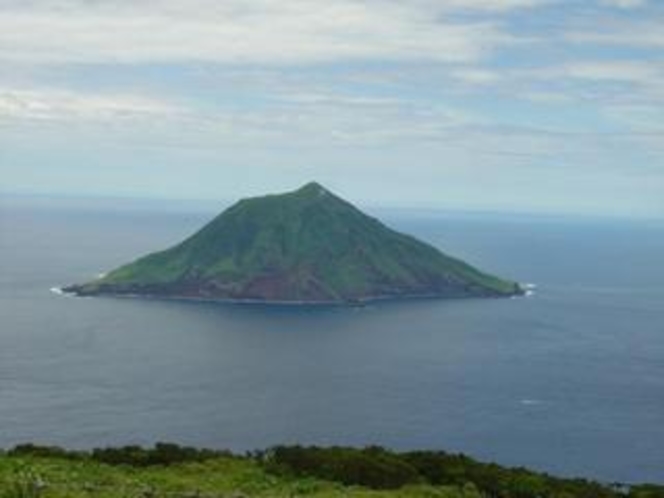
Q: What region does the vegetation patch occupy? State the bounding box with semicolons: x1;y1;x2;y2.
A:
0;444;662;498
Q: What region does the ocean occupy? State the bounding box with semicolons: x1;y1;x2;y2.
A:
1;196;663;484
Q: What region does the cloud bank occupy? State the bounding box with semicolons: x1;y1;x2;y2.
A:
0;0;529;65
1;0;662;218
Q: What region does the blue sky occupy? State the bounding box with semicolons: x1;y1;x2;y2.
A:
1;0;663;218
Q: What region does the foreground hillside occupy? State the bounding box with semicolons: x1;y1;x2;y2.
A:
0;445;661;498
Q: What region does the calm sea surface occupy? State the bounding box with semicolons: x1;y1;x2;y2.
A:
1;197;663;483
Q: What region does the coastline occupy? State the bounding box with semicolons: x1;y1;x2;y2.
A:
57;284;526;307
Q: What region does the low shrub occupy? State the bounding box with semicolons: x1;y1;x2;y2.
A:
91;443;226;467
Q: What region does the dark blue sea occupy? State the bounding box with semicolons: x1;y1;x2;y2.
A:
1;196;663;484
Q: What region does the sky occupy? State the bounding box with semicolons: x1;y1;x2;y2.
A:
1;0;663;218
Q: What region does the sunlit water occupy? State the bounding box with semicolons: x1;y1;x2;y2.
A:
1;196;663;483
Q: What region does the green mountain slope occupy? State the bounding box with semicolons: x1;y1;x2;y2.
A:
65;182;522;303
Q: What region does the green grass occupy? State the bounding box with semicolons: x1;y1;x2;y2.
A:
0;454;480;498
0;444;661;498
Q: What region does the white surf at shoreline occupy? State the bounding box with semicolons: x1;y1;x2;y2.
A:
523;282;536;297
512;282;536;299
50;286;74;297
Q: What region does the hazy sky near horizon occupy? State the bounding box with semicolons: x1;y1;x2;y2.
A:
1;0;663;218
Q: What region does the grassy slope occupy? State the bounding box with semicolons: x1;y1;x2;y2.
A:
0;455;480;498
79;183;518;300
1;445;661;498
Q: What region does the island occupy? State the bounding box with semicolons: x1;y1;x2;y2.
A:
64;182;522;304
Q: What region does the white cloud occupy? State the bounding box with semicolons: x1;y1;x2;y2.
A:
602;104;664;132
559;61;664;107
450;68;502;85
0;82;485;149
403;0;555;12
560;61;661;83
598;0;647;8
0;0;526;66
521;91;573;104
0;87;181;122
273;92;406;108
505;60;664;107
566;21;664;48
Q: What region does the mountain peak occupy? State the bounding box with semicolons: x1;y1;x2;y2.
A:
65;184;522;304
294;181;330;197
